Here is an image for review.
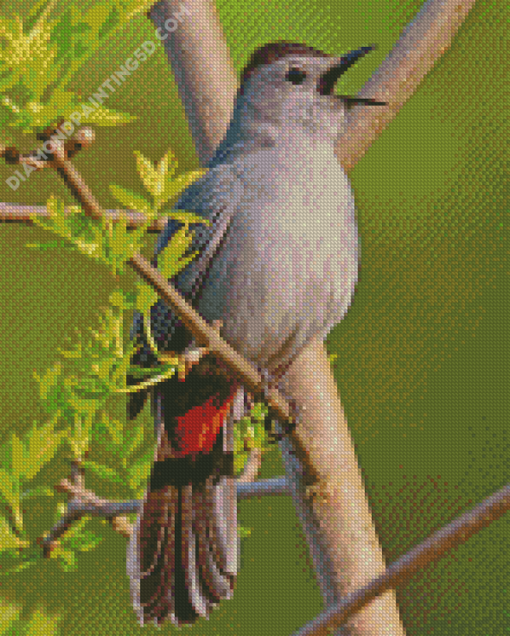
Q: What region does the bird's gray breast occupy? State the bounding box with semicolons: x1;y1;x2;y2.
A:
180;145;359;377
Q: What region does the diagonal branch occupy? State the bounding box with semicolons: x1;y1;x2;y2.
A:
47;138;298;430
39;464;289;552
337;0;477;170
293;480;510;635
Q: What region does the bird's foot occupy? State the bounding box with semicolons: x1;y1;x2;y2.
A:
259;370;299;443
177;320;223;381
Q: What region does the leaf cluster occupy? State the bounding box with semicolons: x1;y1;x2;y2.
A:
0;0;155;132
0;140;271;586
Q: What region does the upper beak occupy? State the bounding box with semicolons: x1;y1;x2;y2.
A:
317;45;387;105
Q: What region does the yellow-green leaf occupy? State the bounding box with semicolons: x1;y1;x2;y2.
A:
27;412;61;470
157;149;177;181
0;516;25;551
111;340;139;387
24;432;64;483
127;450;152;491
33;362;62;401
83;460;123;484
134;150;159;197
79;104;137;126
0;598;22;632
135;280;158;316
57;342;82;359
109;184;152;213
100;413;123;446
83;4;111;37
159;225;196;279
67;392;100;418
162;169;207;204
109;290;133;310
24;605;60;636
10;433;25;481
0;469;19;515
163;209;210;225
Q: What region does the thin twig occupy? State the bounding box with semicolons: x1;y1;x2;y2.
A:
39;471;290;548
237;448;263;483
0;203;167;231
46;139;295;426
293;481;510;635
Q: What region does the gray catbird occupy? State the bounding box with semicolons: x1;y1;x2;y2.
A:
126;41;385;627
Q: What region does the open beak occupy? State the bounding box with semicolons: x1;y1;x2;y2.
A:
317;45;387;105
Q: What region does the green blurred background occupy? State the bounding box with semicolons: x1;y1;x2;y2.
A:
0;0;508;633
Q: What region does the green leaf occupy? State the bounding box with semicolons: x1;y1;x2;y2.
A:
0;469;20;514
159;224;197;280
151;149;179;208
134;150;159;197
122;425;144;461
109;289;134;310
157;149;177;182
108;216;141;274
66;384;101;419
152;153;171;198
24;605;61;636
66;529;103;552
77;103;136;126
57;341;83;359
84;5;115;41
26;0;56;30
0;517;25;551
54;546;76;572
0;597;22;633
91;357;116;383
83;460;124;485
15;86;76;129
0;7;58;106
45;196;67;234
110;340;138;388
100;412;123;447
67;412;93;459
163;209;210;225
109;185;152;214
135;280;158;316
162;169;207;205
234;453;248;476
25;415;66;483
21;486;54;500
127;449;152;491
237;525;252;538
25;239;79;252
10;433;25;481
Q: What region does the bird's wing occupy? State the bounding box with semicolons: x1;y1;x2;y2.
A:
127;163;243;418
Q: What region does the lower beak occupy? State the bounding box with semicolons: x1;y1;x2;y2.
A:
317;45;387;106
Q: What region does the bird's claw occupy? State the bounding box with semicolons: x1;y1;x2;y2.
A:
177;320;223;381
259;370;299;443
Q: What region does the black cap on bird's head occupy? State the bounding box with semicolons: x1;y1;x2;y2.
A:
239;41;386;106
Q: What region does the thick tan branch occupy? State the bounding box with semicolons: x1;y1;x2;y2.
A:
148;0;238;164
337;0;477;171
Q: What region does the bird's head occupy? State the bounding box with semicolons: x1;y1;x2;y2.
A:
235;42;386;142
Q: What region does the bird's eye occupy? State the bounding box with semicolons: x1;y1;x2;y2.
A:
285;68;307;85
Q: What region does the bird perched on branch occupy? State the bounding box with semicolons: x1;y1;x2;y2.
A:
126;41;385;627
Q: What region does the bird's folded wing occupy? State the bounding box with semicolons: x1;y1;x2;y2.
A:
127;163;244;417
